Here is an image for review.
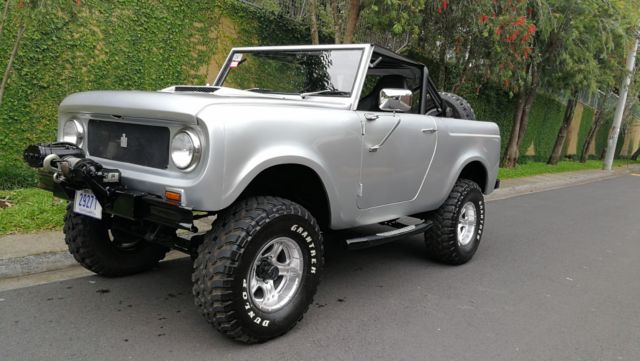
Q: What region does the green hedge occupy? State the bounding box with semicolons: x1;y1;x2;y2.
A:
467;90;617;163
0;0;316;189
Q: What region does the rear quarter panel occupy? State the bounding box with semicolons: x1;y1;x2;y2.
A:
417;117;500;209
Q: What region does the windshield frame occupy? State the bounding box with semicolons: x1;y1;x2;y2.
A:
214;44;372;108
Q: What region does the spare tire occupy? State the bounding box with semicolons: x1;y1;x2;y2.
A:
427;92;476;120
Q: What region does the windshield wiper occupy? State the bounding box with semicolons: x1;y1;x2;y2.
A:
300;89;351;98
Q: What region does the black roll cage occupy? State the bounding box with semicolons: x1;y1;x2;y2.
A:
369;45;446;116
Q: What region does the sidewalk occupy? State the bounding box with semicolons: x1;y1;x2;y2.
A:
2;164;639;281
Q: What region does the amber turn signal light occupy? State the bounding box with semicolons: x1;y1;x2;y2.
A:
165;191;182;203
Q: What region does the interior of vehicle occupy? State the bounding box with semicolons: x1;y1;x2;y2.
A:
356;49;424;114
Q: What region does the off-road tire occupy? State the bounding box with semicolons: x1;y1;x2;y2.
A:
192;196;324;343
424;179;485;265
439;92;477;120
63;203;168;277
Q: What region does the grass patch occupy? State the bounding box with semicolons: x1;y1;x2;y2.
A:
0;188;67;236
0;159;637;235
499;159;639;179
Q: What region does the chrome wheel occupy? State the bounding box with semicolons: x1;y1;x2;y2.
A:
247;237;303;312
457;202;477;247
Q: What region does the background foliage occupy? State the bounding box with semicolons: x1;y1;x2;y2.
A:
0;0;314;189
0;0;637;189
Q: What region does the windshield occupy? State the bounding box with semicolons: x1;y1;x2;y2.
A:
219;49;364;97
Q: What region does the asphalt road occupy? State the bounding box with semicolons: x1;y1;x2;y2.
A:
1;175;639;361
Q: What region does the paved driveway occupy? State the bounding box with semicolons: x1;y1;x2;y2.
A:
1;175;639;361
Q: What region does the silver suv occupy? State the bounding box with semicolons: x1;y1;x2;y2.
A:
24;44;500;343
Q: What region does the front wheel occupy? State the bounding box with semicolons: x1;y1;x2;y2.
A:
424;179;485;265
192;196;324;343
63;204;168;277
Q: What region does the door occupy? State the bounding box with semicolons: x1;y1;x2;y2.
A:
357;111;437;209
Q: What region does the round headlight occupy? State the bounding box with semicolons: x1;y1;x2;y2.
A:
171;130;201;170
62;120;84;145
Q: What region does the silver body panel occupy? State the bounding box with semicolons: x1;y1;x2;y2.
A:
56;44;500;230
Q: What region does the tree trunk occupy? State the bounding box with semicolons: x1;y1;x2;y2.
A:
342;0;361;43
451;42;473;93
579;93;608;163
515;85;538;150
501;90;528;168
631;146;640;161
0;0;9;38
514;66;540;150
330;0;341;44
0;23;25;107
308;0;319;45
548;92;579;165
437;44;447;90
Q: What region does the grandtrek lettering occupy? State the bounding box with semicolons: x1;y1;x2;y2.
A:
476;202;485;240
291;224;317;274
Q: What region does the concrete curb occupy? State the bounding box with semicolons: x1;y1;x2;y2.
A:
487;164;640;202
0;251;77;279
1;165;638;280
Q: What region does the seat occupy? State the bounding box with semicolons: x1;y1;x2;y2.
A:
357;75;408;111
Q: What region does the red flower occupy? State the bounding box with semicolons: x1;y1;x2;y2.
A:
527;24;537;34
437;6;442;14
506;29;520;43
496;26;503;36
513;16;526;26
479;15;489;24
443;0;448;10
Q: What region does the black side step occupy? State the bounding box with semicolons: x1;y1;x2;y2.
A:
346;218;432;250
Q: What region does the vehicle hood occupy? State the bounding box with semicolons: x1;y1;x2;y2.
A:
59;88;351;124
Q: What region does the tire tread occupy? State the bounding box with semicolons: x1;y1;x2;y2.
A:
192;196;324;344
425;179;482;265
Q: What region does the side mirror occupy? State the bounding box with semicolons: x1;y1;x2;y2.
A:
379;88;412;112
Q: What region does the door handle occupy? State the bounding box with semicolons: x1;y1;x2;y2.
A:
364;113;379;121
421;128;437;134
369;118;401;152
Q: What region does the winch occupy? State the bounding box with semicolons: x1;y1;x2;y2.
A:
22;142;194;232
23;142;123;207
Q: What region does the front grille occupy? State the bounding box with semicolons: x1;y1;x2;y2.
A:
88;119;170;169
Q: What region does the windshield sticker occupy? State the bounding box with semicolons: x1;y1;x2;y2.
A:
230;53;243;68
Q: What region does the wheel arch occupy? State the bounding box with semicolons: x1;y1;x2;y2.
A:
234;163;332;229
456;159;490;194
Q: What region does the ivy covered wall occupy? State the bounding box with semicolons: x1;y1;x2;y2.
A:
0;0;314;189
467;90;614;163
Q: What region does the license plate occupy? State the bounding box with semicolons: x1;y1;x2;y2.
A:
73;189;102;219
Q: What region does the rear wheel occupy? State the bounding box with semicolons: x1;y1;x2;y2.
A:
63;204;168;277
192;196;323;343
424;179;485;265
